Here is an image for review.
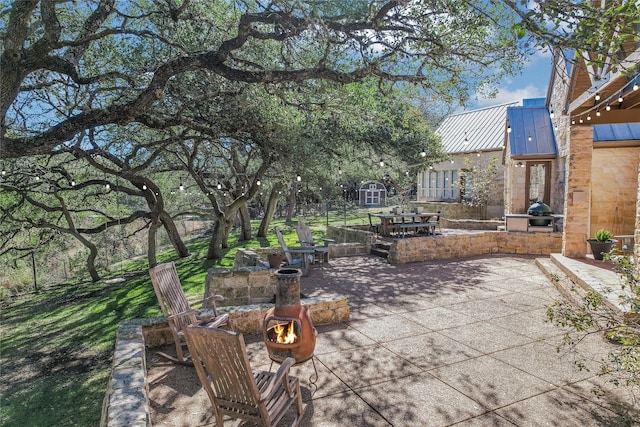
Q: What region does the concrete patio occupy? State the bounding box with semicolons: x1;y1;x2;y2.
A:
147;254;639;426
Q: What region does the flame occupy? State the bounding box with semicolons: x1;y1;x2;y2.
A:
273;321;298;344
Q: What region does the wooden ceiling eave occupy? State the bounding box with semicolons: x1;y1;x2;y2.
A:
568;49;640;117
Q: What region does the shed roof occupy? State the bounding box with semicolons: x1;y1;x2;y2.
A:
593;123;640;141
506;105;557;157
435;102;519;154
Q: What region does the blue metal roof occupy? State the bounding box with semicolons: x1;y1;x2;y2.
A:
593;123;640;141
506;105;557;157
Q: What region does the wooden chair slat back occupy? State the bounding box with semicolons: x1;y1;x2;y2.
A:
274;227;294;265
184;326;267;423
296;221;314;245
149;262;196;330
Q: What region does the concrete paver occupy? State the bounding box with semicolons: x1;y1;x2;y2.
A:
147;254;639;426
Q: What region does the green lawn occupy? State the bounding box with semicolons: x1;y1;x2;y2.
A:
0;210;374;426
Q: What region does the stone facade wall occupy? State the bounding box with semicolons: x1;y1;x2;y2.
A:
417;151;505;219
590;146;639;238
442;218;503;230
563;126;593;257
387;231;562;264
409;202;492;220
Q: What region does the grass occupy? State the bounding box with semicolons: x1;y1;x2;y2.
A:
0;209;374;426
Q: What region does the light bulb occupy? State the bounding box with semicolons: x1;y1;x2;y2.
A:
634;82;639;91
420;150;427;157
379;159;384;167
105;183;110;189
549;110;554;119
217;183;222;190
606;104;611;111
296;175;301;182
256;180;261;186
142;184;147;190
595;92;600;101
618;95;624;103
587;113;591;121
596;109;600;117
71;180;75;186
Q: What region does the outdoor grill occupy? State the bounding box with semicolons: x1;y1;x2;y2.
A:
263;268;317;365
527;200;553;226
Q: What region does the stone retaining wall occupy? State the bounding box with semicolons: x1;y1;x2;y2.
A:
206;243;370;308
388;231;562;264
101;295;349;427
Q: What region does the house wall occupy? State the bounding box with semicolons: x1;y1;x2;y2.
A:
418;150;505;219
590;145;640;238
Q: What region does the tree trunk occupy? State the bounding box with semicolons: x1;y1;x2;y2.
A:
285;181;297;224
85;240;100;282
207;218;230;260
159;211;189;257
147;220;160;268
257;183;282;237
238;203;252;241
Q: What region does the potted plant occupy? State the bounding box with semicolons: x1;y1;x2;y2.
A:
587;229;617;261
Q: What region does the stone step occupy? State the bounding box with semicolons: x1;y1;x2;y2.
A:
370;246;389;258
535;257;586;307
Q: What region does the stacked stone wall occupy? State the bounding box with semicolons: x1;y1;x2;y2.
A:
388;231;562;264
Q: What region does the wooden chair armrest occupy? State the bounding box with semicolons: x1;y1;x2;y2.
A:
286;248;315;254
200;313;229;329
262;357;296;399
297;239;315;246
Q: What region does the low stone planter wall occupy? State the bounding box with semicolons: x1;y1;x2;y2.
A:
207;245;370;308
101;295;349;427
388;231;562;264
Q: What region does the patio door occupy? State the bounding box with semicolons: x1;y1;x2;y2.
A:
525;161;551;207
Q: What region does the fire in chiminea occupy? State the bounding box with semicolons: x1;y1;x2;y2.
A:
263;268;317;364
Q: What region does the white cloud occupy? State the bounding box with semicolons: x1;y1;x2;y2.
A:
476;83;544;107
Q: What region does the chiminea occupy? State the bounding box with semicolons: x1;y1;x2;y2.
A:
263;268;317;365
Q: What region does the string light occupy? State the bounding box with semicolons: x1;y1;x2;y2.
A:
595;92;601;101
142;184;147;190
596;109;601;117
606;104;611;111
256;180;261;186
587;113;591;121
179;180;184;191
217;183;222;190
549;109;554;119
527;134;532;142
420;149;427;157
507;123;511;133
296;174;301;182
634;82;639;91
379;159;384;167
618;94;624;103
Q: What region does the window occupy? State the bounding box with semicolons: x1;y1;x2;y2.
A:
427;169;460;201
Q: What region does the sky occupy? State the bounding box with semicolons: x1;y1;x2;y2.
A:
470;49;553;110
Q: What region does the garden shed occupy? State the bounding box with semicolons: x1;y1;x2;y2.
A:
358;181;387;207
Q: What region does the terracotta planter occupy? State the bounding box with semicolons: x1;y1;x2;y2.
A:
267;254;284;269
587;239;617;261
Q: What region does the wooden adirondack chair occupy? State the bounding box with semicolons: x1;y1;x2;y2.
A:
274;227;314;276
184;325;307;427
149;261;229;364
295;220;334;265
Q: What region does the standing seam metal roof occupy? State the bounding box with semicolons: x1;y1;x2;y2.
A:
435;102;520;154
506;106;557;157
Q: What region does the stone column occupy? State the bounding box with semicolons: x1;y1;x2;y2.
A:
562;125;593;257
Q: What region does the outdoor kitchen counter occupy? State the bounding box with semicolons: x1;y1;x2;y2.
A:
505;213;563;232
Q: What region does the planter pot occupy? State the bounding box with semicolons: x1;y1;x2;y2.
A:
267;254;284;269
414;207;424;214
393;207;403;214
587;239;617;261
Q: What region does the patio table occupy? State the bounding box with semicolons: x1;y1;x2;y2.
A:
372;212;439;237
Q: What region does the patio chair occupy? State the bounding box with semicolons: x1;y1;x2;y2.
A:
295;220;334;265
368;213;381;236
149;261;229;364
184;325;307;427
275;227;314;276
426;210;442;235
